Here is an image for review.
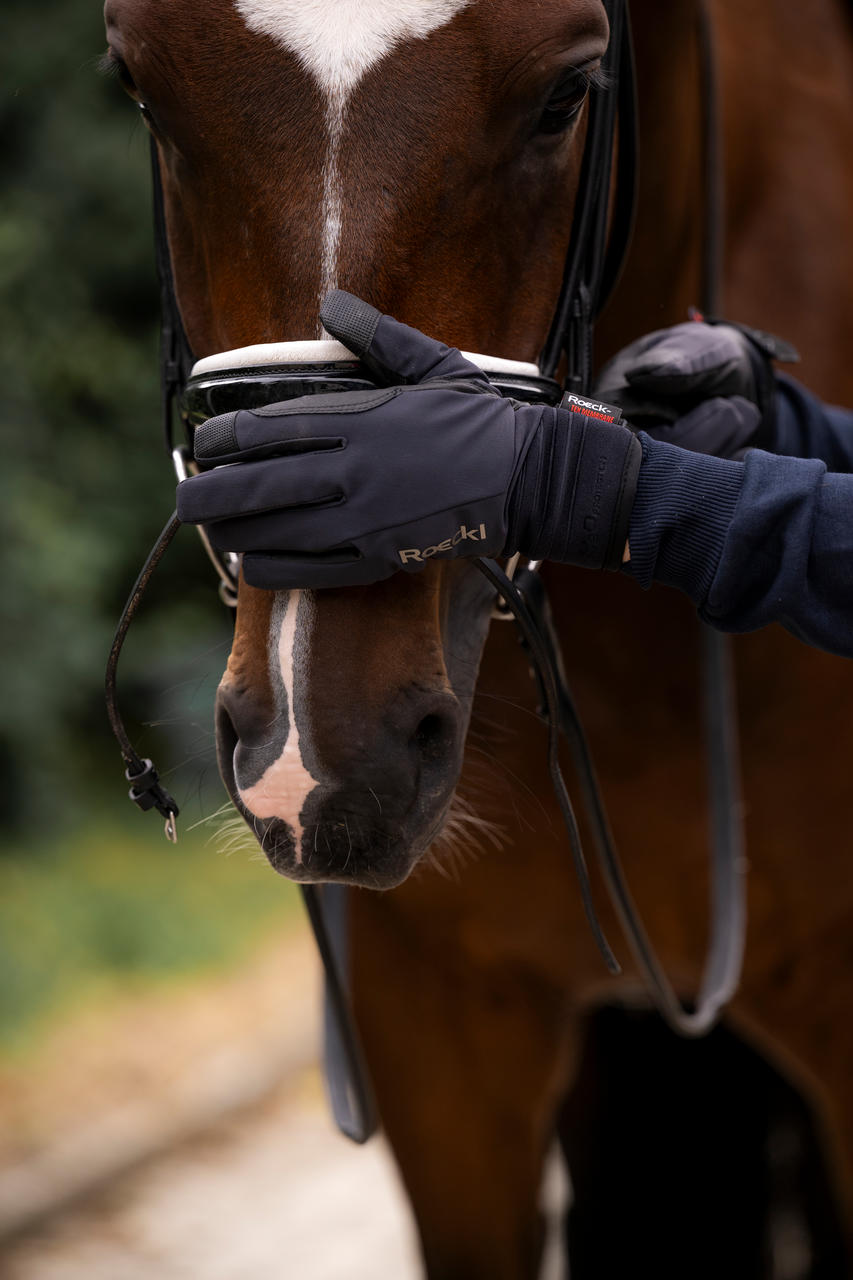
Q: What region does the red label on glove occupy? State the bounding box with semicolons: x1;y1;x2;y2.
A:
559;392;624;425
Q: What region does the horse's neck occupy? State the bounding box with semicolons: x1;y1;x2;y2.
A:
598;0;853;399
715;0;853;398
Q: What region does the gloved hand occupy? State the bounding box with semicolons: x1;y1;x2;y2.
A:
594;318;798;459
176;291;641;590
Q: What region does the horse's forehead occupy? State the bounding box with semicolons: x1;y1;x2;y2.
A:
233;0;473;97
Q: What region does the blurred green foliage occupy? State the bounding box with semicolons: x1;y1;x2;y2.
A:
0;803;298;1052
0;3;298;1044
1;0;227;830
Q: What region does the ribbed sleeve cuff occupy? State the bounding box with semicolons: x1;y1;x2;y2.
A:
624;433;745;605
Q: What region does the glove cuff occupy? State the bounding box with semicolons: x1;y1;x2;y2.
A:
508;400;642;571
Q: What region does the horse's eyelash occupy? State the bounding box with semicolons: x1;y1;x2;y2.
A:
98;50;123;78
99;50;141;97
585;65;613;94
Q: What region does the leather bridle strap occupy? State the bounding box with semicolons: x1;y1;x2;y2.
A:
105;511;182;841
482;560;745;1036
692;0;748;1030
151;138;193;455
479;560;619;972
538;0;638;387
301;885;379;1141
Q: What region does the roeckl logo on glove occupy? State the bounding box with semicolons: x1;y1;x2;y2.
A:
560;392;624;425
398;523;487;564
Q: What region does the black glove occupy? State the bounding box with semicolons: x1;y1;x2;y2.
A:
594;318;798;459
176;291;641;590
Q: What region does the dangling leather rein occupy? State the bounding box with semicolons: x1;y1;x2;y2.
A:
105;0;746;1142
105;513;182;841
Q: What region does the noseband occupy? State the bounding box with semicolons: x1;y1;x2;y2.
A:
105;0;746;1143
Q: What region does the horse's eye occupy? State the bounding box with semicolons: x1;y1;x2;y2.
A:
538;68;593;135
101;50;159;133
101;49;138;95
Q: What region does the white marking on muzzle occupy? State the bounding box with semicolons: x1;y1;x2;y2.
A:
233;0;471;317
237;590;320;860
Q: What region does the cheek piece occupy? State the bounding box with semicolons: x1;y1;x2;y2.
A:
175;290;641;590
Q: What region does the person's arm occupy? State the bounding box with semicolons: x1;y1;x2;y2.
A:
626;433;853;658
595;321;853;473
773;373;853;472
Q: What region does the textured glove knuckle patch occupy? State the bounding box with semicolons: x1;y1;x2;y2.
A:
319;289;382;353
194;411;239;458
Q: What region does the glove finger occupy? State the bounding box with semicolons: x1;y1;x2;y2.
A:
193;388;400;464
320;290;488;387
644;396;760;458
594;327;678;403
242;550;394;591
176;453;343;525
625;323;750;397
588;387;682;425
204;502;358;553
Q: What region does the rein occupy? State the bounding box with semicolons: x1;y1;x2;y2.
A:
104;0;746;1143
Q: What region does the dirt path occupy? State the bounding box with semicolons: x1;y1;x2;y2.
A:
0;930;322;1238
0;917;568;1279
0;1066;570;1280
0;1069;423;1280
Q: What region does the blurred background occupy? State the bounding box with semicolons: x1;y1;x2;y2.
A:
0;2;423;1272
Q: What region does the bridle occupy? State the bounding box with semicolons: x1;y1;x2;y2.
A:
105;0;746;1144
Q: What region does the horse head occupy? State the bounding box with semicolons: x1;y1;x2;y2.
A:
104;0;610;886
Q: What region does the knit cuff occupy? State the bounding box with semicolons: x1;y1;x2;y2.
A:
624;433;745;605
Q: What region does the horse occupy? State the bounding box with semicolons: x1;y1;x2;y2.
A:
103;0;853;1273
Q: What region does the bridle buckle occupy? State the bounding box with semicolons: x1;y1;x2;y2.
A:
172;446;240;607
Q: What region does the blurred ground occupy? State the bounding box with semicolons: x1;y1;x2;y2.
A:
0;1069;570;1280
0;927;315;1236
0;914;426;1278
0;1071;423;1280
0;912;569;1280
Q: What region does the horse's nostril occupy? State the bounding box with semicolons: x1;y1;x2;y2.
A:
215;694;239;781
411;712;453;763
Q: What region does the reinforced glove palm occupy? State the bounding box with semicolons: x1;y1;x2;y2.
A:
177;292;641;589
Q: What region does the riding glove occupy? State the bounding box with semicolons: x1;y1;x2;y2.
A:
595;317;798;459
177;291;641;590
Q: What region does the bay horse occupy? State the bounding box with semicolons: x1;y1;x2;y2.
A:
103;0;853;1273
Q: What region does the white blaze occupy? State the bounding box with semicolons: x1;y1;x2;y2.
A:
237;590;320;859
233;0;471;313
230;1;472;838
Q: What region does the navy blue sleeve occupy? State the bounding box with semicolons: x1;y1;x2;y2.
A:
773;374;853;472
625;434;853;658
